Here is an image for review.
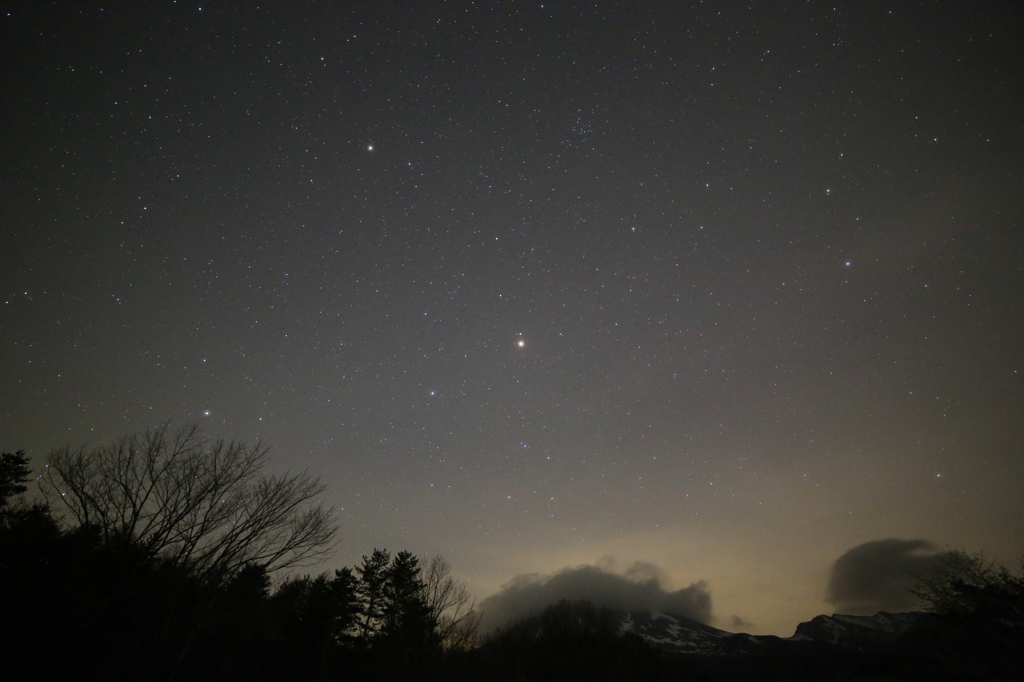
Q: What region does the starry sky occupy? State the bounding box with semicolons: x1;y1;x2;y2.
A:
2;1;1022;635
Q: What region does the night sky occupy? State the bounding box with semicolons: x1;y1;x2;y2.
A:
2;1;1022;635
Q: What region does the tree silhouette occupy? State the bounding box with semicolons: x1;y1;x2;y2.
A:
39;423;336;582
356;548;392;639
907;550;1024;680
270;567;360;677
2;438;488;680
423;554;481;651
381;550;433;650
0;450;30;507
912;550;1024;625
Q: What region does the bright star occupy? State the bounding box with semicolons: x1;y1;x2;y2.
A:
517;339;525;348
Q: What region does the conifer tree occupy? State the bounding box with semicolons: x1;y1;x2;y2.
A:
0;451;30;507
356;548;391;639
381;550;433;650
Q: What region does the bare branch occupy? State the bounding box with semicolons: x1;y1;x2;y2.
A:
423;554;481;651
40;423;338;583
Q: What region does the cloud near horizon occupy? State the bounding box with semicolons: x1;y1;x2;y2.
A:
478;561;713;633
827;538;952;614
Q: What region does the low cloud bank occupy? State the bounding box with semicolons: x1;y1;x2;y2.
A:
827;538;952;614
726;614;754;631
478;561;712;633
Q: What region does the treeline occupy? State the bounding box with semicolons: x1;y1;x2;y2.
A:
3;426;1022;682
0;426;666;681
456;598;669;681
0;428;676;681
0;429;475;681
0;511;465;680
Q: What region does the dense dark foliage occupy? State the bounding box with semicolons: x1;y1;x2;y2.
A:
0;448;470;681
450;599;670;682
0;450;29;503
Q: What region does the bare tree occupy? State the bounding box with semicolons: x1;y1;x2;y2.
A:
907;550;1024;677
423;554;481;651
40;423;337;581
910;549;1024;628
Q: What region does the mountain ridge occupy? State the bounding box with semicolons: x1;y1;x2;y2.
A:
619;610;930;657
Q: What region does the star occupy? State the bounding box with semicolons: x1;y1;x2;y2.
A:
517;339;525;348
